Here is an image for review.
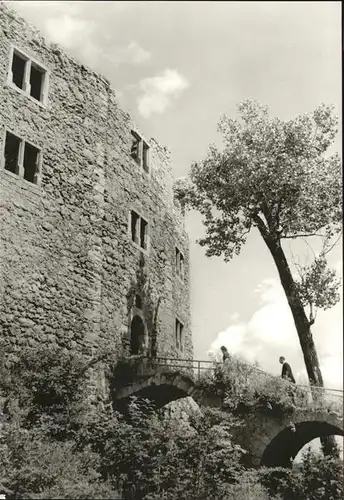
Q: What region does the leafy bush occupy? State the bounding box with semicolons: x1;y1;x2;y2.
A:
198;354;337;415
259;447;344;500
0;345;341;500
0;424;118;499
0;345;93;440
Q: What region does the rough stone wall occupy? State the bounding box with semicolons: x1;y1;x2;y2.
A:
0;2;192;363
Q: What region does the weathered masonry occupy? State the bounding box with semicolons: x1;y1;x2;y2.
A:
0;3;192;362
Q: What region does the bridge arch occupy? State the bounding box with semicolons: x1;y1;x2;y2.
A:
113;371;216;410
261;420;344;468
111;359;343;468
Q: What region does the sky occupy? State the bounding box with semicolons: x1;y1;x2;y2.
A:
9;1;342;393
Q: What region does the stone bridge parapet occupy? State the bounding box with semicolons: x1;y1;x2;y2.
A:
111;357;344;468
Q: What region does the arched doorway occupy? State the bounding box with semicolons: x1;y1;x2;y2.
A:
130;315;145;355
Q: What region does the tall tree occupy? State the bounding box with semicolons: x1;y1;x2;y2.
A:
175;100;341;394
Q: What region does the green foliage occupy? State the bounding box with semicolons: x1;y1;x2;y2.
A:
0;346;249;499
1;345;342;500
0;345;93;440
175;98;341;392
199;354;307;414
259;447;344;500
176;100;341;261
0;425;117;499
294;256;341;314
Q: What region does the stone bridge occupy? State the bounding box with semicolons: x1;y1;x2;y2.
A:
112;357;344;468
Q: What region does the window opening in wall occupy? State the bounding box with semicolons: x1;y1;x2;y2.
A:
3;131;40;185
131;131;140;164
23;142;39;183
135;295;142;309
130;211;149;251
30;63;45;101
9;49;47;103
140;218;148;250
11;51;26;90
4;131;20;174
175;319;184;352
175;248;185;280
130;130;150;172
131;210;140;244
142;141;149;172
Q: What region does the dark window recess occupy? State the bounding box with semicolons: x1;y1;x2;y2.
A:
140;218;148;249
130;315;145;355
23;142;39;183
175;319;184;351
180;324;184;352
131;132;140;163
180;253;184;277
135;295;142;309
175;319;179;349
4;132;20;174
30;64;44;101
142;141;149;172
176;248;184;279
11;52;26;90
130;211;148;250
131;211;139;243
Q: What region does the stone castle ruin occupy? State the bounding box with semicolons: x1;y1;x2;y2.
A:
0;2;192;363
1;4;343;472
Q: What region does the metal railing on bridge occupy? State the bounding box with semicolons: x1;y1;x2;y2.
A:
132;355;343;414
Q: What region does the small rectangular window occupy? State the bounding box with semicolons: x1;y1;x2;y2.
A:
131;210;140;244
3;131;41;185
140;218;148;250
135;295;142;309
142;141;149;172
130;211;149;251
180;254;184;278
130;130;150;173
175;247;185;280
131;131;140;164
30;63;44;101
11;51;26;90
9;48;48;104
175;319;184;352
4;131;21;174
23;142;39;183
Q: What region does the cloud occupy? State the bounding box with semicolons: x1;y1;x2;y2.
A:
103;41;151;66
137;69;190;118
248;279;295;346
209;278;343;388
44;15;94;48
125;41;151;64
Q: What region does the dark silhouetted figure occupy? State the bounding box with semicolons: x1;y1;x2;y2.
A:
279;356;296;383
221;346;230;363
279;356;297;405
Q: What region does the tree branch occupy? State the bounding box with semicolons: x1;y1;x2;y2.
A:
281;232;326;240
252;214;270;239
320;231;342;257
302;238;316;258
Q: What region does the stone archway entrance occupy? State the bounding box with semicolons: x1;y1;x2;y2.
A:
130;315;145;355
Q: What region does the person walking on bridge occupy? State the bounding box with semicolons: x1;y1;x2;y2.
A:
279;356;296;383
221;346;230;363
279;356;297;405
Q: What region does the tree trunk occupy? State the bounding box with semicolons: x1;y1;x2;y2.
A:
262;234;323;387
261;233;337;456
